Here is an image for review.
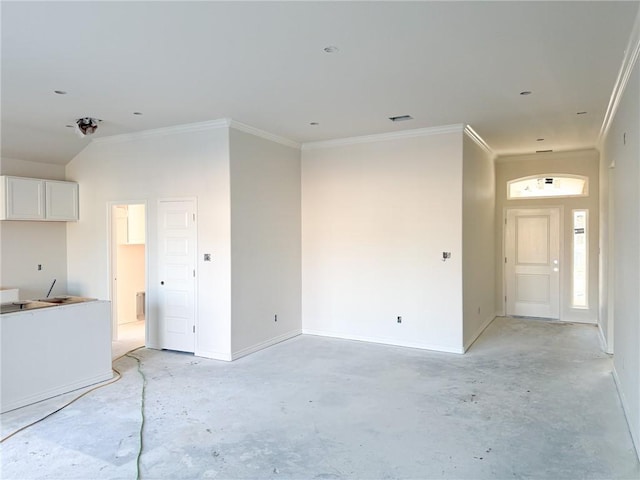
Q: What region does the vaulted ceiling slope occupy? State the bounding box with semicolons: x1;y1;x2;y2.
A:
2;1;638;165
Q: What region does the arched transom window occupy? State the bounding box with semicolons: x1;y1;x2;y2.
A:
508;174;588;199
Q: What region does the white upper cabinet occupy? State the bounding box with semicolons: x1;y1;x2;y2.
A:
1;176;45;220
126;204;146;244
114;204;146;245
0;176;79;221
45;180;79;221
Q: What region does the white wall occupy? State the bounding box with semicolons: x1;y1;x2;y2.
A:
601;51;640;458
1;158;67;180
494;150;600;324
599;141;614;353
302;128;464;353
65;125;232;360
462;132;496;349
229;128;302;358
0;158;68;299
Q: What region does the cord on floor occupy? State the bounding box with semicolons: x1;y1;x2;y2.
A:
126;352;147;480
0;345;144;443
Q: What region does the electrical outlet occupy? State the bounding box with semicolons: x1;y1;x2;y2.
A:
397;316;402;323
37;264;42;271
442;252;451;261
274;314;278;322
204;253;211;261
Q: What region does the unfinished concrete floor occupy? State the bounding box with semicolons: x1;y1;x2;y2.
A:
1;317;639;479
112;320;146;360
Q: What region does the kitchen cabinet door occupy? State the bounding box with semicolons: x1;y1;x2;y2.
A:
45;180;79;221
127;204;146;244
0;176;45;220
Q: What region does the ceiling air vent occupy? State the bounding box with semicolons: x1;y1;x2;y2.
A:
389;115;413;122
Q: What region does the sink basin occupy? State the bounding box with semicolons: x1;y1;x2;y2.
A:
1;296;97;314
37;296;96;305
37;297;68;304
0;301;56;314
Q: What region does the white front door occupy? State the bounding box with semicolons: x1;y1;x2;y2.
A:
158;199;196;353
505;208;561;319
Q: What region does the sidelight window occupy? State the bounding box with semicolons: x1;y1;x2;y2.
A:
572;210;588;308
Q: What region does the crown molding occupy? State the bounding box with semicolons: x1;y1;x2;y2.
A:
494;148;599;164
91;118;231;145
598;7;640;146
228;120;300;150
302;124;464;151
463;125;495;159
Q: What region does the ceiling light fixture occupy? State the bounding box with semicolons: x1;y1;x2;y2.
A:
75;117;99;136
389;115;413;122
520;91;532;96
54;90;67;95
323;46;339;53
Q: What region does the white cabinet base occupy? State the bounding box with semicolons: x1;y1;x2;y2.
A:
1;300;112;413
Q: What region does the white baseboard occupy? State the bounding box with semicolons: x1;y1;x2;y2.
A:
597;322;614;354
301;328;464;354
560;316;597;325
464;315;496;352
148;343;233;361
195;349;232;362
612;367;640;461
230;329;302;361
1;371;114;414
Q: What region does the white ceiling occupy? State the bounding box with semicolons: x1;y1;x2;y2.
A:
2;1;638;165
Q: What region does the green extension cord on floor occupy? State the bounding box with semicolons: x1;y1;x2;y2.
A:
126;352;148;480
1;346;147;480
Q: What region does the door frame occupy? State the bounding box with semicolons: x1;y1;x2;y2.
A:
503;205;564;319
107;200;149;343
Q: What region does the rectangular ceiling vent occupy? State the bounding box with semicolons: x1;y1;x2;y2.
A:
389;115;413;122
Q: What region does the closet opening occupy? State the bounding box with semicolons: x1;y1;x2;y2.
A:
110;203;147;352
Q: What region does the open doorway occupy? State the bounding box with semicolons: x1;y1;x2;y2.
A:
111;203;147;355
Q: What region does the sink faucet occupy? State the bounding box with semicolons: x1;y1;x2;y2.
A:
46;279;56;298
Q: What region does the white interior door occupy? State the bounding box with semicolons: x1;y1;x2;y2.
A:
505;208;560;319
158;199;196;353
